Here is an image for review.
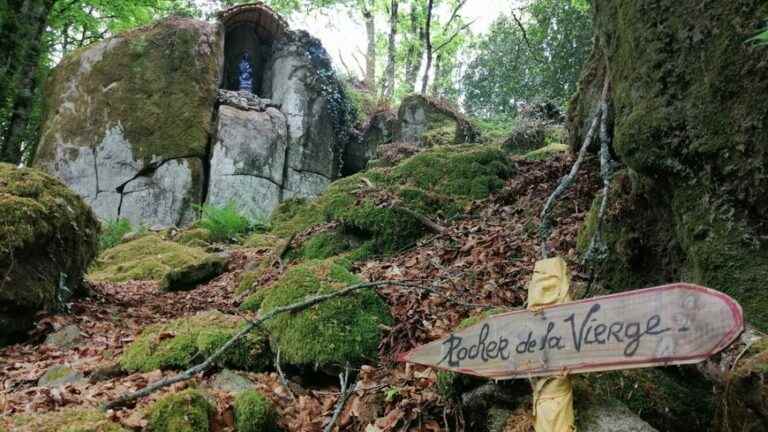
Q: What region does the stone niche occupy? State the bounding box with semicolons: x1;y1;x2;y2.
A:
35;3;355;226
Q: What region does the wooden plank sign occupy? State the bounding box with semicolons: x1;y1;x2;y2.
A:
402;284;743;379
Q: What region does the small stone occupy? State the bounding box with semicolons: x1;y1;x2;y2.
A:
578;399;658;432
44;324;82;350
210;369;256;394
38;365;84;388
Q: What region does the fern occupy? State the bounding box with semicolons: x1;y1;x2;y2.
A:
197;202;264;243
99;218;133;251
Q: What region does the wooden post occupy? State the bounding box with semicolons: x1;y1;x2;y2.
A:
528;257;575;432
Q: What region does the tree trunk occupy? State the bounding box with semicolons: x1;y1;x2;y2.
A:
0;0;55;164
363;6;376;91
430;53;442;97
419;0;433;95
403;3;423;94
382;0;399;99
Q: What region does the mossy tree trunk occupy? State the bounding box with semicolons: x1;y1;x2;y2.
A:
0;0;56;165
571;1;768;430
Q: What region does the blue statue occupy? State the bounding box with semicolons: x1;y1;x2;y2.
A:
237;52;253;93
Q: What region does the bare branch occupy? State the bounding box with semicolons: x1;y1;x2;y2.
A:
323;365;357;432
104;279;495;409
510;9;545;64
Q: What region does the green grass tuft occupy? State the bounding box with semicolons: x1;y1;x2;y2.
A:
197;202;266;243
98;219;134;251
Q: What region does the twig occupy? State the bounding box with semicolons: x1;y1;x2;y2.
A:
104;279;492;409
323;365;357;432
394;206;448;234
539;79;610;258
275;349;296;401
510;9;545;64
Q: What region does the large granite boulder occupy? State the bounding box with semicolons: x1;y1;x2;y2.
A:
208;98;288;220
35;17;223;227
263;30;356;200
395;94;479;147
0;164;99;345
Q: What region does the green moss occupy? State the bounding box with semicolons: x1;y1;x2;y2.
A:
574;367;714;431
233;390;279;432
0;163;99;313
88;235;213;283
146;389;213;432
240;287;268;311
420;124;457;148
242;233;281;249
175;228;212;246
295;232;355;260
119;311;270;372
269;145;511;255
256;259;392;368
37;18;221;167
9;408;127;432
523;143;568;160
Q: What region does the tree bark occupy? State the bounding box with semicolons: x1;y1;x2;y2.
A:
0;0;55;164
419;0;434;95
362;4;376;91
403;2;423;94
382;0;399;99
430;53;442;97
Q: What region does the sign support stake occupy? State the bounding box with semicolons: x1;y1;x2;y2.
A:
528;257;576;432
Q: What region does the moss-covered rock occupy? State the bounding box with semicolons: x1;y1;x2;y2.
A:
175;228;212;247
395;94;479;146
146;389;214;432
233;389;279;432
120;311;270;372
248;259;391;369
160;254;227;292
270;145;512;253
523;143;568;161
0;164;99;344
6;408;128;432
88;235;218;283
572;1;768;330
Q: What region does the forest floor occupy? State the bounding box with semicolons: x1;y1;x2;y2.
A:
0;154;601;431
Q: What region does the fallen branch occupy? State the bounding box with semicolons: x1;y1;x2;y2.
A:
394;206;448;235
104;279;493;409
539;79;610;258
275;349;296;401
323;365;357;432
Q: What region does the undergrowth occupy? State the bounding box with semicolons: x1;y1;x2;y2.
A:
196;202;267;243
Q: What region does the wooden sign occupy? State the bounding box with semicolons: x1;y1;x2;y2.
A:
402;284;743;378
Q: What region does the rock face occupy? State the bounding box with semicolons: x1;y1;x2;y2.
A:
208;100;288;220
0;164;99;345
36;8;358;226
263;30;355;200
35;18;221;227
395;94;478;147
572;1;768;332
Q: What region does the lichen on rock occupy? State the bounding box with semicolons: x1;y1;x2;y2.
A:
120;310;270;372
0;163;99;344
245;258;391;369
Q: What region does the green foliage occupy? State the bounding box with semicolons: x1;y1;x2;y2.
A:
463;0;593;116
88;234;212;283
233;390;279;432
98;219;133;251
120;311;270;372
252;259;392;368
146;389;214;432
197;202;264;243
748;27;768;45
